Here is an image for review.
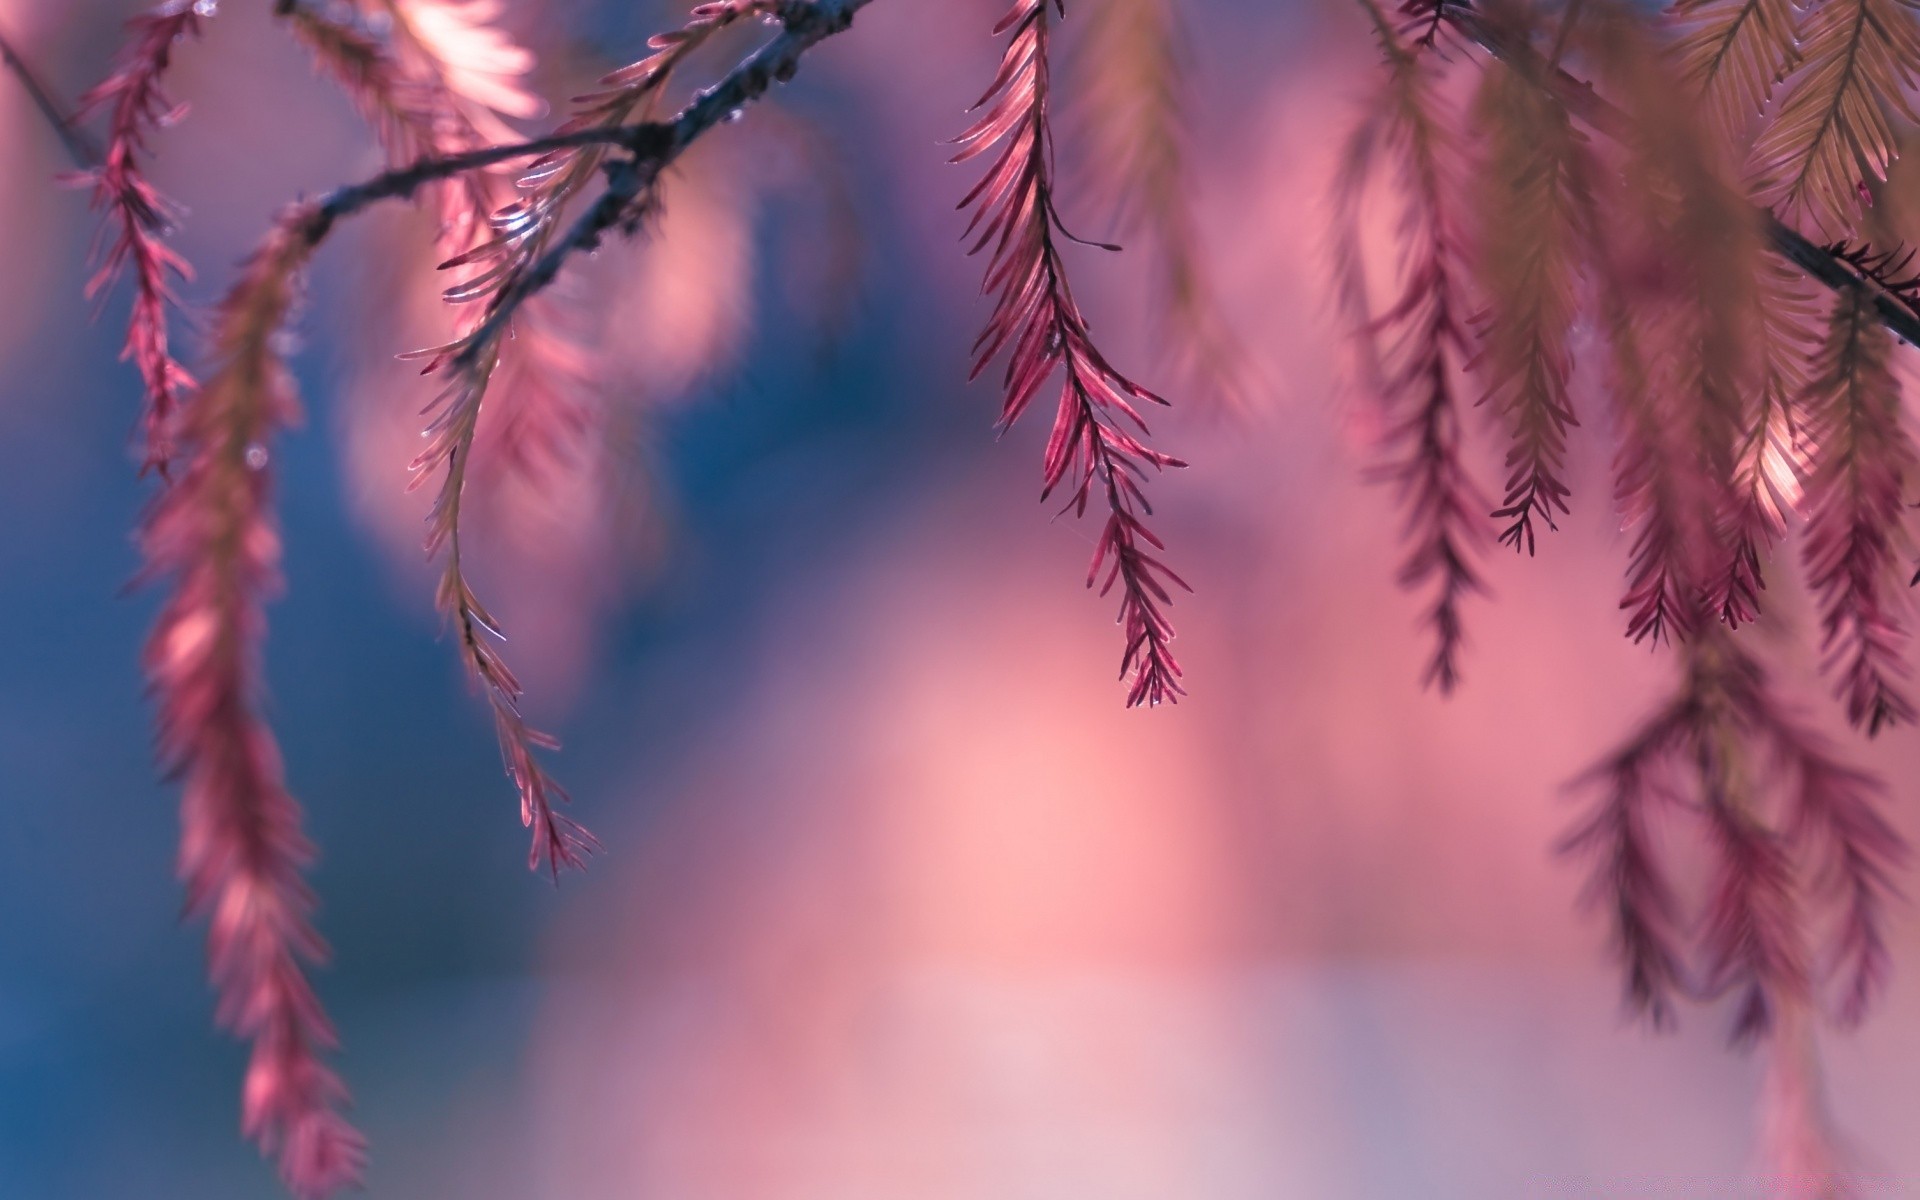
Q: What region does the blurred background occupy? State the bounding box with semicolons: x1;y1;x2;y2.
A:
4;0;1920;1196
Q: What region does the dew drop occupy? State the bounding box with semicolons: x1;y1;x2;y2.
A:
723;107;745;123
243;443;269;471
192;0;218;16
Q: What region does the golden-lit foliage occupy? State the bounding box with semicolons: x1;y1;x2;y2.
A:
1669;0;1801;143
1748;0;1920;236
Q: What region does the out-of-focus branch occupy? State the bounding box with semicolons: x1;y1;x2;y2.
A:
0;22;100;167
1442;7;1920;350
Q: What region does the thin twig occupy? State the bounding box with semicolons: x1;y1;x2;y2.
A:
295;122;674;246
449;0;877;375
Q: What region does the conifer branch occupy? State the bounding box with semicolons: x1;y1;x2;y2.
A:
1669;0;1801;143
1564;627;1906;1041
1748;0;1920;238
1442;4;1920;350
1469;53;1589;556
133;7;877;1174
1075;0;1258;414
74;1;207;478
145;217;366;1200
1346;0;1485;690
1800;288;1917;735
957;0;1189;706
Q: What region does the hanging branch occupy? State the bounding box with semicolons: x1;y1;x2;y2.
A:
1669;0;1802;144
73;0;207;477
1748;0;1920;238
1342;0;1485;689
1074;0;1259;414
956;0;1190;706
1587;7;1768;644
401;0;875;866
1799;288;1918;734
1439;3;1920;350
144;219;366;1200
1468;51;1590;556
1563;626;1905;1042
126;0;876;1183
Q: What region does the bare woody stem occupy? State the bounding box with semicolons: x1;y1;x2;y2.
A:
292;123;672;247
1442;7;1920;350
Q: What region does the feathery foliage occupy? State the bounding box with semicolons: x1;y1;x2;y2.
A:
29;0;1920;1190
144;212;366;1199
1351;0;1920;1180
1339;0;1484;689
957;0;1189;706
74;1;205;476
1469;52;1589;555
1748;0;1920;237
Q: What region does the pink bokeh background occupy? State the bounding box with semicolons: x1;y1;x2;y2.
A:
4;0;1920;1196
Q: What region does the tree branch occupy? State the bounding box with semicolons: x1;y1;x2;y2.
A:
1442;7;1920;350
447;0;877;375
292;121;673;247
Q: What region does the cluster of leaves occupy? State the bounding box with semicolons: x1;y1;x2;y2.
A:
1337;0;1920;1180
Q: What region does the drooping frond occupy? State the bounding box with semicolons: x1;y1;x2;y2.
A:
1606;330;1710;646
336;0;594;523
402;0;872;860
1583;7;1765;642
1344;0;1484;690
1559;724;1691;1027
390;7;771;873
75;1;206;477
957;0;1190;706
1798;286;1916;735
1073;0;1257;414
1469;54;1591;556
142;214;366;1200
1668;0;1802;143
1697;756;1809;1046
1749;0;1920;237
1563;626;1899;1043
1776;726;1906;1023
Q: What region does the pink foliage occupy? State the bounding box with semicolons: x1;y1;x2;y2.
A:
142;218;366;1199
74;0;204;476
957;0;1189;707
